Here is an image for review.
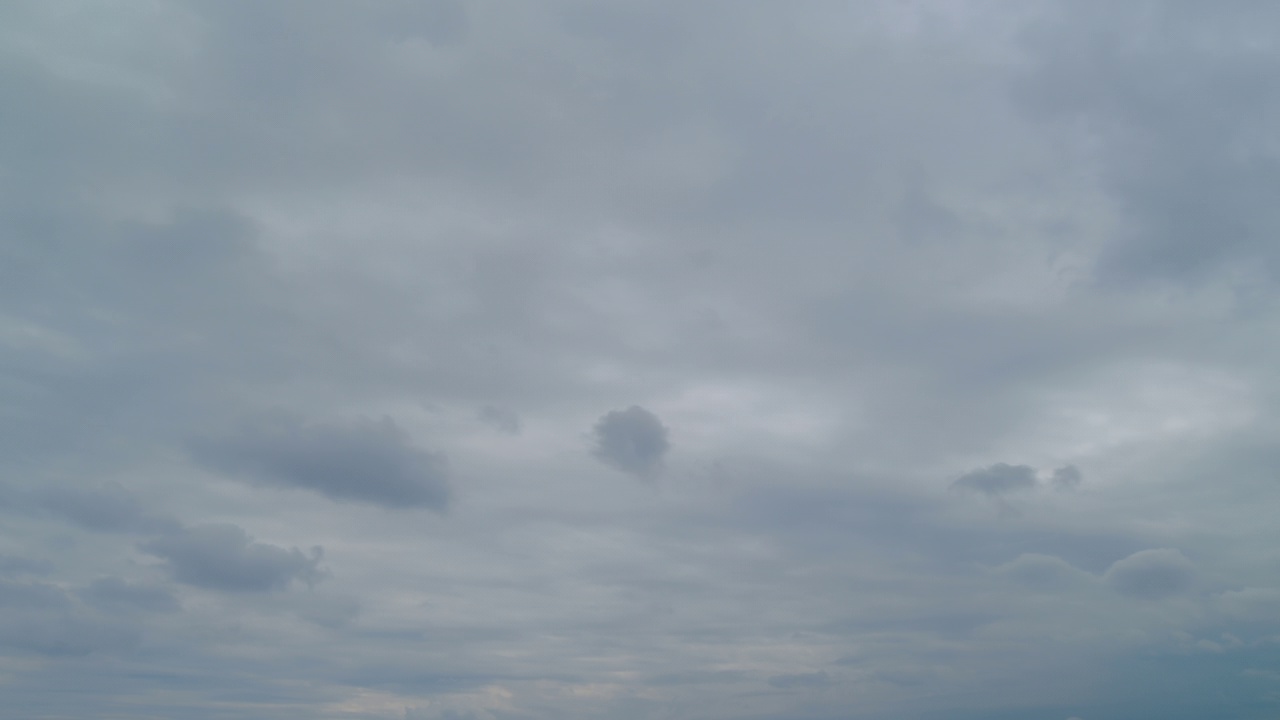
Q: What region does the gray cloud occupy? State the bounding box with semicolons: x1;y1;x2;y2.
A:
1051;464;1082;490
993;553;1094;592
3;1;1280;717
591;405;669;478
951;463;1038;496
1016;2;1280;286
190;415;451;510
141;524;324;593
1104;549;1196;600
39;482;180;535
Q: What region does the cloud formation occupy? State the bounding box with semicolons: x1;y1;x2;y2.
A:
3;1;1280;718
190;416;451;510
141;524;324;593
1104;549;1196;600
591;405;670;478
1051;464;1083;490
951;463;1038;496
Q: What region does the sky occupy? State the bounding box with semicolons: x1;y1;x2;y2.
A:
3;1;1280;718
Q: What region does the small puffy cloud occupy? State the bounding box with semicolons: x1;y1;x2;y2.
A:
39;482;180;535
591;405;670;478
141;524;324;593
190;415;451;510
477;405;521;434
1052;464;1083;490
952;463;1038;496
1104;549;1196;600
78;577;180;614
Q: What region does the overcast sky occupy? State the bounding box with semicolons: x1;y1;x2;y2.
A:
4;1;1280;718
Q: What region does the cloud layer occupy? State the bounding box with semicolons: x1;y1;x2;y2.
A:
3;1;1280;718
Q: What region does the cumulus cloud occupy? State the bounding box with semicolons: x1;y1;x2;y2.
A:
189;416;451;510
1104;549;1196;600
591;405;670;478
140;524;324;593
952;463;1038;496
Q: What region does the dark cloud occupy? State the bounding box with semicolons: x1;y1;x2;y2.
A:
39;482;180;535
78;577;180;614
1051;464;1082;490
141;524;325;593
591;405;669;478
1105;549;1196;600
189;415;451;510
951;463;1038;496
